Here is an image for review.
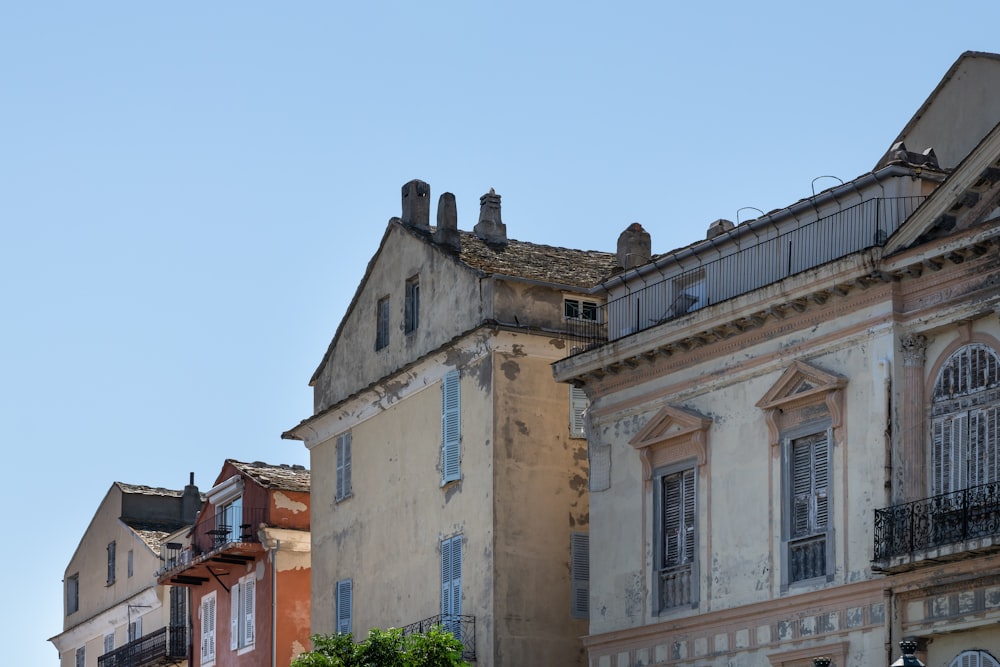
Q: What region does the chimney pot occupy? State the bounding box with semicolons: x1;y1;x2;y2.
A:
474;188;507;245
434;193;461;250
401;179;431;230
617;222;651;270
707;218;734;240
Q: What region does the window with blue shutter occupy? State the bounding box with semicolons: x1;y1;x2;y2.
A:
336;432;352;501
336;579;353;635
441;535;462;639
441;371;461;484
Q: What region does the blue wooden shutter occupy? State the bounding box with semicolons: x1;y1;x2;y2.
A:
442;371;461;483
441;535;462;639
336;579;352;635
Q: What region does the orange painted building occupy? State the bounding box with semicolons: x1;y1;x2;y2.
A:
159;460;311;667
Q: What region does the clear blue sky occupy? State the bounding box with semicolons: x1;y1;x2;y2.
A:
2;2;997;664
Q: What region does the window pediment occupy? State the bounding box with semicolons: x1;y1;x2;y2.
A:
629;405;711;479
756;360;846;447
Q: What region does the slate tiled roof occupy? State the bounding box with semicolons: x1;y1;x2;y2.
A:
456;230;617;289
116;482;185;498
230;459;311;492
128;527;172;556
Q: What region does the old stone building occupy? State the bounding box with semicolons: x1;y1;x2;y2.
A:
552;51;1000;667
284;181;617;665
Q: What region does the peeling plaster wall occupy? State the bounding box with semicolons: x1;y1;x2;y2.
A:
309;344;496;650
314;224;483;413
491;332;590;667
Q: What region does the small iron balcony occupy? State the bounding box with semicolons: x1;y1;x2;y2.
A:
400;614;475;662
97;625;187;667
873;481;1000;570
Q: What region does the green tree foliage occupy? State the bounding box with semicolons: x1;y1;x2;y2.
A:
291;626;469;667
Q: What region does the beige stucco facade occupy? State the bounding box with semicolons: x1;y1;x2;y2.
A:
554;52;1000;667
51;480;200;667
287;183;614;665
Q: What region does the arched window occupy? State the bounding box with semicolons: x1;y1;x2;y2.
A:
947;650;1000;667
931;343;1000;495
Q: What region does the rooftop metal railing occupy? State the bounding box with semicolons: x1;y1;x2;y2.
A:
562;196;925;357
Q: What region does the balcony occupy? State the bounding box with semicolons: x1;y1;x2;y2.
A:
158;507;266;586
562;196;925;358
401;614;476;662
659;564;693;612
97;626;187;667
873;481;1000;571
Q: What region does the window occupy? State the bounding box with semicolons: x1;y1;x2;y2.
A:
201;591;217;665
948;650;1000;667
336;579;352;635
75;647;85;667
128;615;142;643
669;270;706;317
570;532;589;618
104;633;114;654
107;541;116;585
441;535;463;639
127;549;134;578
231;573;256;651
931;344;1000;495
375;296;390;350
405;276;420;334
570;386;589;438
441;370;461;484
564;297;598;321
217;496;243;545
66;573;79;615
336;431;352;501
656;467;697;612
785;431;831;584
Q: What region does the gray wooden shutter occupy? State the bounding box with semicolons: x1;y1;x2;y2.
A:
336;579;352;634
570;386;589;438
441;371;461;483
570;532;589;618
337;432;352;500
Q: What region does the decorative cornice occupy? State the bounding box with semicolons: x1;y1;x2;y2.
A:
629;405;712;479
755;361;847;448
900;334;929;367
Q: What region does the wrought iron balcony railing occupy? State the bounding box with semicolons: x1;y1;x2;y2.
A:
192;506;266;553
97;625;187;667
562;196;925;358
873;481;1000;562
400;614;475;662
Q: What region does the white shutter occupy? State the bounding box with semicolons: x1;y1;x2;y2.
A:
230;581;240;650
244;577;255;646
441;371;461;483
570;386;589;438
570;532;589;618
201;592;216;662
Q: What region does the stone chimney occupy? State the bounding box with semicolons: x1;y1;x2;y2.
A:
707;218;734;240
401;179;431;231
434;193;461;250
617;222;651;270
182;472;201;524
474;188;507;245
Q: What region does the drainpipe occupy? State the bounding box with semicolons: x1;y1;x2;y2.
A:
271;539;279;667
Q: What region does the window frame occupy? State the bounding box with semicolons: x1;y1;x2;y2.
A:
107;540;116;585
564;297;599;322
217;496;243;545
75;646;85;667
653;461;699;614
404;275;420;334
375;295;390;350
66;573;80;615
336;431;352;502
231;573;256;652
780;423;834;588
